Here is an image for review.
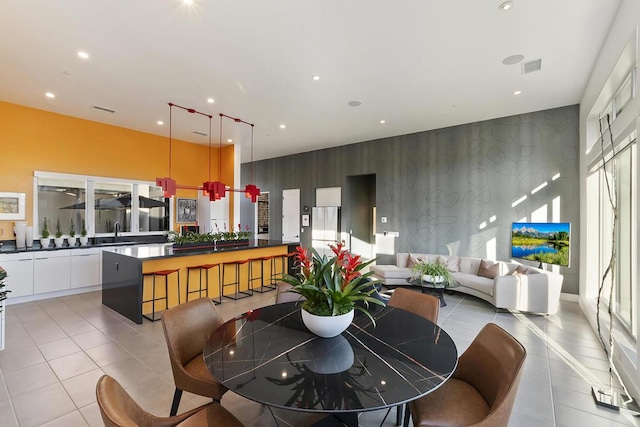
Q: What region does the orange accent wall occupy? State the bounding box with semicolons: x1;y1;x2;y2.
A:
0;101;235;239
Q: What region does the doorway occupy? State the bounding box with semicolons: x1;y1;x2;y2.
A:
282;189;300;242
346;174;376;260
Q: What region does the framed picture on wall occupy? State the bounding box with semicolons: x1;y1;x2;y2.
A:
176;198;197;223
0;192;26;220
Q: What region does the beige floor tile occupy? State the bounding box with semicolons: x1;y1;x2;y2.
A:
60;319;98;336
11;383;76;427
101;357;158;389
14;308;51;323
0;400;18;427
135;348;171;374
4;322;27;337
62;368;105;408
3;332;36;352
4;362;59;397
38;337;83;361
124;375;180;417
71;330;113;350
49;351;99;381
41;410;89;427
79;402;104;427
117;334;162;356
27;324;69;345
85;342;132;367
0;345;45;373
99;323;141;343
0;374;9;402
21;317;58;333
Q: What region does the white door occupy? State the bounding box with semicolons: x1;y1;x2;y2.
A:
282;189;300;242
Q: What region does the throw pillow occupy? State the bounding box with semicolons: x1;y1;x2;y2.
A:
509;265;528;275
438;255;461;273
406;253;425;269
477;259;500;279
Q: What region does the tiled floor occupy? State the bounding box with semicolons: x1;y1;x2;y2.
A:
1;290;639;427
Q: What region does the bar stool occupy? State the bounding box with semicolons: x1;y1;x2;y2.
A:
142;268;180;321
248;256;276;293
269;252;294;284
185;263;222;304
221;259;252;300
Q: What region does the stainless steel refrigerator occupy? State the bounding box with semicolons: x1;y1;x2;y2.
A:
312;206;341;257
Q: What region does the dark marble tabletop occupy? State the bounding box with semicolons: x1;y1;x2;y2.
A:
203;302;458;414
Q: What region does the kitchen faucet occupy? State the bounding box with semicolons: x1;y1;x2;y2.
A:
114;221;121;242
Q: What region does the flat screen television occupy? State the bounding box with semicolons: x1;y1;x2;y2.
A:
511;222;570;267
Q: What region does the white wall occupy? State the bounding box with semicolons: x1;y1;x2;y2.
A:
579;0;640;399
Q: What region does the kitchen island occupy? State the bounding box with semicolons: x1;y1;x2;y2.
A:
102;240;298;324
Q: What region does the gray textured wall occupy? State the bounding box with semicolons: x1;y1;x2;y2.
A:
241;105;580;293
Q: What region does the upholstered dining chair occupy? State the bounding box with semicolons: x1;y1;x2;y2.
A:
405;322;527;427
96;374;243;427
387;288;440;425
161;297;228;416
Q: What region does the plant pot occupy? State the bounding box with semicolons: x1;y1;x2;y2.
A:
79;236;89;246
423;274;444;284
54;237;65;247
40;237;51;248
67;236;77;247
301;308;354;338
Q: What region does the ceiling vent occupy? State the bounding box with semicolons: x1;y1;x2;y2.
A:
522;59;542;74
193;131;208;136
91;105;116;113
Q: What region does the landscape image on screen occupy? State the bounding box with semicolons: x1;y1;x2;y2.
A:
511;222;570;267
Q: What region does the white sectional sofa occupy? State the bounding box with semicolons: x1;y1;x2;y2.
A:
370;253;563;315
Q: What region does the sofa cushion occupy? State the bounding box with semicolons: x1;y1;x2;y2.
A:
406;253;427;268
370;265;411;280
452;273;494;296
438;255;461;273
477;259;500;279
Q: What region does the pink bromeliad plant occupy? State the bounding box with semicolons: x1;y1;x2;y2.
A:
280;242;385;323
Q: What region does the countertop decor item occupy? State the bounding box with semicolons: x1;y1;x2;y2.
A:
68;218;77;247
280;242;385;338
54;218;64;247
40;217;51;248
79;219;89;246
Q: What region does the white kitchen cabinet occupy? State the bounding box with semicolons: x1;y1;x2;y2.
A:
0;253;34;298
197;195;229;233
71;248;100;288
34;251;71;294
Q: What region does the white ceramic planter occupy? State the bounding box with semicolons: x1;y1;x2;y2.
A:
54;237;65;248
422;274;444;284
67;236;77;247
301;309;354;338
40;237;51;248
79;236;89;246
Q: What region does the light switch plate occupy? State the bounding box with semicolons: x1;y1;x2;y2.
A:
381;217;387;223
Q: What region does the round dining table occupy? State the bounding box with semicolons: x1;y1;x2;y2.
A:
203;302;458;426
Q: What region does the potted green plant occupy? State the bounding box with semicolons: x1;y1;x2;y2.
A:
40;217;51;248
54;218;64;247
280;242;385;338
67;218;77;247
79;219;89;246
410;260;455;286
172;232;216;251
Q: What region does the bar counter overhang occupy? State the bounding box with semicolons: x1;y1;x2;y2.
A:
101;240;298;324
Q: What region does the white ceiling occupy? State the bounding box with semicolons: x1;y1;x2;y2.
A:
0;0;621;162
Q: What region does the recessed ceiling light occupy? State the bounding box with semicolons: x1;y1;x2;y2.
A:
207;98;214;104
348;101;362;107
499;1;514;11
227;139;232;143
513;90;522;95
45;92;55;98
502;54;524;65
157;120;164;125
312;75;320;81
183;0;193;4
380;120;386;124
77;51;89;59
279;124;286;129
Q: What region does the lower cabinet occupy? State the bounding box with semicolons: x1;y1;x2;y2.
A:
34;251;71;294
0;253;34;298
71;248;100;288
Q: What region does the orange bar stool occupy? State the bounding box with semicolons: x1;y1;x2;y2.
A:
185;263;222;304
270;252;293;284
142;268;180;321
221;259;252;300
248;256;276;293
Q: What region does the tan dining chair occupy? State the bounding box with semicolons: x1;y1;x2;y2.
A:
96;374;243;427
387;288;440;425
274;281;306;304
405;322;527;427
161;297;228;416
